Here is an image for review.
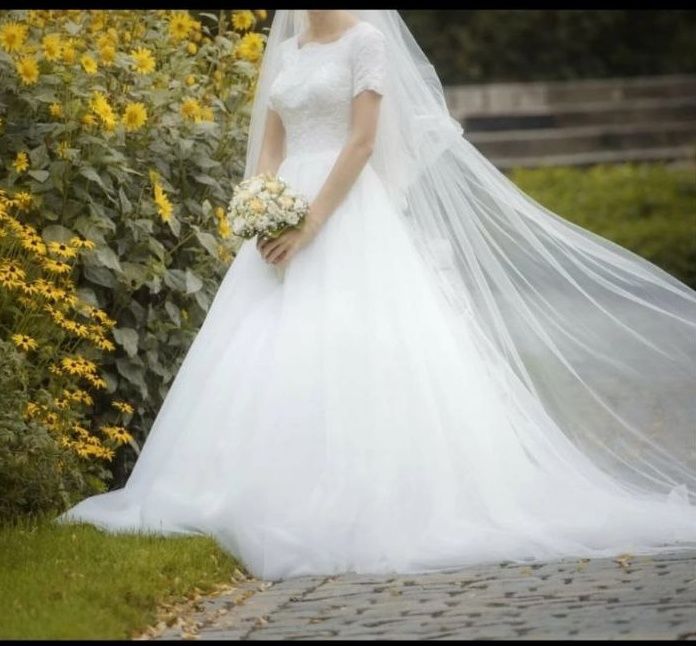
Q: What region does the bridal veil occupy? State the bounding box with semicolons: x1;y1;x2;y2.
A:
245;10;696;504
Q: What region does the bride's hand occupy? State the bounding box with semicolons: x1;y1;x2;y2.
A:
257;215;321;268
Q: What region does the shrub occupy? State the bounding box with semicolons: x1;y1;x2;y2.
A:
509;163;696;289
0;9;266;499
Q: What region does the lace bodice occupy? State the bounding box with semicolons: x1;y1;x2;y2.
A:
268;21;387;159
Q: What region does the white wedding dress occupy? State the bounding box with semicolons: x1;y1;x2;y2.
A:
57;20;696;581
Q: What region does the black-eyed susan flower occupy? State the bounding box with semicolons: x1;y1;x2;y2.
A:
112;400;135;415
11;333;38;352
48;240;78;259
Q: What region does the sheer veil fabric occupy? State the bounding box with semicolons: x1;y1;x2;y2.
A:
54;10;696;580
247;10;696;504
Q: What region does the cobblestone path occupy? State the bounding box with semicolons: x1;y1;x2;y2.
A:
154;549;696;640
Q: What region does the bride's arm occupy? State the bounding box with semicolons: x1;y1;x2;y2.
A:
255;109;286;176
259;89;382;265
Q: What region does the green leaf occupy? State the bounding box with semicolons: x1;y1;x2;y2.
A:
116;357;148;398
165;301;181;327
28;170;50;183
42;224;75;243
113;327;139;358
79;167;109;192
84;264;117;288
164;268;187;292
94;246;122;272
166;214;181;237
185;269;203;294
193;228;219;257
148;237;166;262
118;187;133;215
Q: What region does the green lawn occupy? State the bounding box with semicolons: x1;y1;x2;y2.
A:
0;514;244;639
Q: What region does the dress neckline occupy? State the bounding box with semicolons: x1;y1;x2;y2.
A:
296;21;363;51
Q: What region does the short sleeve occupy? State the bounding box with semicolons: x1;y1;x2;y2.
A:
351;25;387;98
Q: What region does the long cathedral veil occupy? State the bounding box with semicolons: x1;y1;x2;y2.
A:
246;10;696;504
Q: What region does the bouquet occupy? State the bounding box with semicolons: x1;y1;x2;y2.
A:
227;173;310;241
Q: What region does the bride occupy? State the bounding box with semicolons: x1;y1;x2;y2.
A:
56;10;696;581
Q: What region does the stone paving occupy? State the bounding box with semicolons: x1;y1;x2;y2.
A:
154;549;696;640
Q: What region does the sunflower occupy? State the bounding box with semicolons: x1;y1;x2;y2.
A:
62;40;76;64
11;333;38;352
168;11;194;42
49;103;63;118
153;182;173;222
80;54;98;74
122;102;148;132
89;90;116;126
16;56;40;85
231;10;255;32
234;32;264;62
0;22;28;53
99;44;116;66
12;151;29;173
81;113;97;129
255;10;268;21
42;33;63;61
180;97;202;122
218;217;230;239
130;47;155;74
57;140;70;159
48;240;78;259
200;105;214;122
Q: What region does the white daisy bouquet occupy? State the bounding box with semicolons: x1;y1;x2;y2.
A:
227;173;310;240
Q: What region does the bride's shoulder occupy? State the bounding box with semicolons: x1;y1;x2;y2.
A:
347;21;387;58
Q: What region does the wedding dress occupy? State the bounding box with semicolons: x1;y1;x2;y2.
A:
56;12;696;581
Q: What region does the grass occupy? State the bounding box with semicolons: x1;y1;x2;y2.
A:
0;513;244;639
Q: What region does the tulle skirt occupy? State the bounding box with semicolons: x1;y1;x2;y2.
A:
56;149;696;580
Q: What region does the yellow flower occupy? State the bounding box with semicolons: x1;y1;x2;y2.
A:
81;113;97;128
112;400;134;415
186;42;197;55
70;235;96;250
85;374;107;390
16;56;40;85
130;47;155;74
42;258;72;274
12;151;29;173
0;260;26;285
57;140;70;159
14;191;33;211
232;10;255;32
152;182;173;222
200;106;214;122
217;217;230;239
0;22;28;53
21;236;46;256
185;74;196;86
11;333;38;352
122;102;148;132
49;103;63;118
169;11;194;42
80;54;98;74
94;337;116;352
255;10;268;21
100;424;133;444
62;40;76;64
234;32;264;62
48;240;78;259
180;97;202;122
42;33;63;61
99;44;116;66
214;206;226;221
